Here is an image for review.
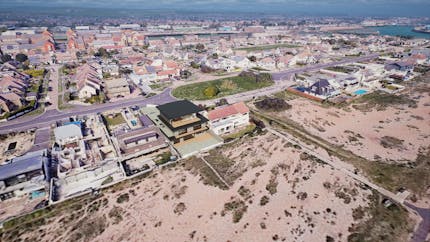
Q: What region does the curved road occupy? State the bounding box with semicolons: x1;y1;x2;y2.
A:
0;88;176;134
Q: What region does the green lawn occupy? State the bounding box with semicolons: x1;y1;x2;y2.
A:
172;75;274;100
235;43;300;52
104;113;126;126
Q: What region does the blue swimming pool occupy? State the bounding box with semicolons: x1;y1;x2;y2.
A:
354;89;368;95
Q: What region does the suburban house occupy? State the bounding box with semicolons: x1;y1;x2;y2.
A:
74;63;102;99
384;61;414;72
0;149;49;201
258;57;276;70
104;78;130;99
305;78;340;99
0;63;31;114
156;100;210;144
143;100;223;157
206;102;250;135
115;115;169;158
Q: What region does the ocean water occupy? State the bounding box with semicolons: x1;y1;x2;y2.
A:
367;25;430;39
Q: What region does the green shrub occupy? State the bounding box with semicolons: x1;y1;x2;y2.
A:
203;85;219;98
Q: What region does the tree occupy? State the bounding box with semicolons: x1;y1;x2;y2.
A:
203;85;219;98
0;54;12;63
196;43;205;51
95;48;110;58
216;98;229;107
180;70;192;79
15;53;28;63
190;61;200;69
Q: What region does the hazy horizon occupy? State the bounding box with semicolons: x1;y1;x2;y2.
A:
1;0;430;17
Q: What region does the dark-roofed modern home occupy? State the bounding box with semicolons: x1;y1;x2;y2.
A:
157;100;209;144
142;100;223;158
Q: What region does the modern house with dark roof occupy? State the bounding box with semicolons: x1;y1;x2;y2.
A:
142;100;223;158
0;149;49;201
305;78;338;99
156;100;210;144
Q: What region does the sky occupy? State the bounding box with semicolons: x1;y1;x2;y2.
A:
2;0;430;17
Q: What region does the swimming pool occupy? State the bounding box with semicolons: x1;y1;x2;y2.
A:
354;89;368;95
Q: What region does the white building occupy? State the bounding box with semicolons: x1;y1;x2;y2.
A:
205;102;250;135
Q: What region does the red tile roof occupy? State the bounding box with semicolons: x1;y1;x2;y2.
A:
207;102;249;121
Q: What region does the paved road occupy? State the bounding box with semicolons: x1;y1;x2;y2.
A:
0;88;176;134
194;81;293;106
46;65;60;110
405;202;430;242
271;53;380;81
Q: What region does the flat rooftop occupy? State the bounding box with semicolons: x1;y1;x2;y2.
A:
173;132;223;158
157;100;202;120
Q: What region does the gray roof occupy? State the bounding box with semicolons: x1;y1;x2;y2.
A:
139;115;154;127
0;149;46;181
54;124;83;142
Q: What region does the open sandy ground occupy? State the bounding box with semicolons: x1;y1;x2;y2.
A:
280;90;430;164
0;131;35;164
12;133;384;242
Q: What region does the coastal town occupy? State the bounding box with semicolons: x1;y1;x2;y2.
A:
0;8;429;242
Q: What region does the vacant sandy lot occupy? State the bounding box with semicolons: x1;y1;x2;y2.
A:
279;88;430;164
8;133;391;242
0;131;35;164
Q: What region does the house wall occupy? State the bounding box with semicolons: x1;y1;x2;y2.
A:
209;113;249;135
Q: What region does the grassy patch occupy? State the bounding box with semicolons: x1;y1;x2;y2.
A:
324;66;354;74
222;198;248;223
108;206;124;224
104;113;125;127
204;148;245;186
182;156;229;190
351;91;417;111
155;151;172;165
348;191;414;242
222;123;256;140
172;74;273;100
380;136;404;149
24;69;45;78
116;193;130;204
149;81;171;91
101;176;114;186
260;195;270;206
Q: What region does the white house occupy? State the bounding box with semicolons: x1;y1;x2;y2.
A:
206;102;250;135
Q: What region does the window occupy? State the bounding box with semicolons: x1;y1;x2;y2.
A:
193;124;202;130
